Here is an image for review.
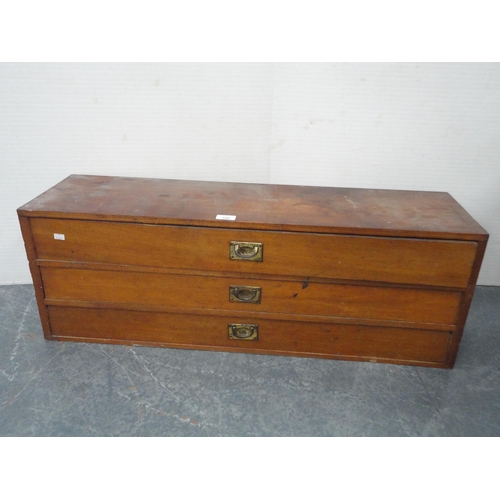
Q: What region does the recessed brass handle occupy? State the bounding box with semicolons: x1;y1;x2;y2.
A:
229;241;263;262
229;285;262;304
228;323;258;340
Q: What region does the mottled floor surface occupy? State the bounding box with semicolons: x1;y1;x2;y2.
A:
1;284;499;436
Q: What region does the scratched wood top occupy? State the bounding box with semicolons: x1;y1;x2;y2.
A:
18;174;488;240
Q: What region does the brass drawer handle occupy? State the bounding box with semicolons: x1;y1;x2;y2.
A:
229;285;262;304
228;323;258;340
229;241;263;261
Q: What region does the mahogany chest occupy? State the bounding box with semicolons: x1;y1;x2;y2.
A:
18;175;488;368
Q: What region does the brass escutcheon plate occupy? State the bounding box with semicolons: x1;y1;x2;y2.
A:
228;323;259;341
229;241;263;261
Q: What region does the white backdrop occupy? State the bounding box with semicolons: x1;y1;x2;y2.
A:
1;63;499;285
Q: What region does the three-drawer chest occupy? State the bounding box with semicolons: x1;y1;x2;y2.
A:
18;175;488;368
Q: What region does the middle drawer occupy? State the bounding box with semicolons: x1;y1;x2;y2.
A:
40;266;461;326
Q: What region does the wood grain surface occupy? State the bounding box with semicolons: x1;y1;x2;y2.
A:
18;175;488;240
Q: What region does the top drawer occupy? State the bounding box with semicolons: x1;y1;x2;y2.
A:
30;218;477;288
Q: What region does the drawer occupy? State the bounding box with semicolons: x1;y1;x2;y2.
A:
47;306;452;365
41;266;461;326
32;218;477;288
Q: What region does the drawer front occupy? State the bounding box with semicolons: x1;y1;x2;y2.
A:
31;218;477;287
41;266;461;326
47;306;452;365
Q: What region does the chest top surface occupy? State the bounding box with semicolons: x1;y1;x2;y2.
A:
18;174;488;240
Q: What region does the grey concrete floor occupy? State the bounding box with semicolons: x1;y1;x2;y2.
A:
1;284;499;436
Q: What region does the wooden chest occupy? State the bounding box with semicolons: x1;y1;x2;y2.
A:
18;175;488;368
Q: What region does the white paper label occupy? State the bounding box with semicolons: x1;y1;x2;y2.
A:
216;214;236;221
54;233;65;240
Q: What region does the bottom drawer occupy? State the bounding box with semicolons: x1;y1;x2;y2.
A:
47;306;452;367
